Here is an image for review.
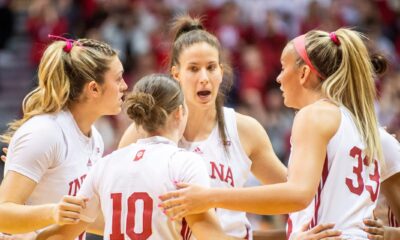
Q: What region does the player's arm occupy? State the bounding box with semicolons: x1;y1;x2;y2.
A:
236;113;287;184
382;172;400;223
86;212;104;236
37;164;102;240
0;172;85;233
379;128;400;222
379;173;400;240
212;105;338;214
118;122;146;148
36;221;90;240
186;210;240;240
161;106;339;216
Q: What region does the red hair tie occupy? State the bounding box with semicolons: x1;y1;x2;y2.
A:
48;34;81;53
329;32;340;46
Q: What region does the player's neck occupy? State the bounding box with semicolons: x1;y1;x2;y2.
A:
299;91;326;109
148;129;180;145
184;107;216;142
68;103;98;137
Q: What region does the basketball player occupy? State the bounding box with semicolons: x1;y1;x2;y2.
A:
159;28;385;239
362;127;400;239
118;15;288;239
36;74;238;240
0;35;127;237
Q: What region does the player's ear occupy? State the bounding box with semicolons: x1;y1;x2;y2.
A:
174;105;184;120
85;81;102;98
171;66;180;82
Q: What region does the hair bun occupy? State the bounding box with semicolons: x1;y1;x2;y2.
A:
370;54;388;75
178;23;203;36
172;15;204;41
125;92;156;124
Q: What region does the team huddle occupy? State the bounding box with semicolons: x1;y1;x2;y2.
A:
0;15;399;240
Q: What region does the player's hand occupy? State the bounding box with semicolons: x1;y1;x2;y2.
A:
52;195;88;225
1;147;8;163
159;182;211;220
292;222;342;240
363;218;384;240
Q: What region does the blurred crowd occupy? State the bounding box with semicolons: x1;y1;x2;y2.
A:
0;0;400;232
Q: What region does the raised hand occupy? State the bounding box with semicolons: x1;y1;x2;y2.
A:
159;182;212;220
292;222;342;240
52;195;88;225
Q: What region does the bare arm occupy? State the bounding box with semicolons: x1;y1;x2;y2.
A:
381;172;400;223
377;173;400;240
0;171;85;233
36;221;90;240
86;212;104;236
209;106;338;214
186;210;240;240
160;105;340;216
236;113;287;184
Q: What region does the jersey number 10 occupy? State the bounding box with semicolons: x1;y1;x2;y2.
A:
110;192;153;240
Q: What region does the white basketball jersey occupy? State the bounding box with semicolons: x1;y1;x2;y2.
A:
374;128;400;227
179;107;252;239
79;136;210;240
5;110;104;240
287;106;381;240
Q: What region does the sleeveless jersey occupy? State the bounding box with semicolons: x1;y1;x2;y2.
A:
79;136;210;240
179;107;252;239
287;106;381;240
5;110;103;239
374;128;400;227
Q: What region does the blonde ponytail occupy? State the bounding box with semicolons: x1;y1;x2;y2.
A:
1;38;116;144
302;28;384;163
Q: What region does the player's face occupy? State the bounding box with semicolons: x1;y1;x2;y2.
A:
98;56;127;115
276;44;303;109
172;42;223;110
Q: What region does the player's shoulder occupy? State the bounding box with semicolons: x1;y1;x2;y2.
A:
22;113;59;130
235;111;264;134
15;113;63;140
297;101;340;122
294;101;340;135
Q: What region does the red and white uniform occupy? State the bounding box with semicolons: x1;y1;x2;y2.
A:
179;107;252;239
287;106;381;240
79;136;210;240
5;110;103;239
374;128;400;227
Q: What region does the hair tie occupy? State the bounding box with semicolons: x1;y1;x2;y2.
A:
48;34;81;53
293;35;324;79
329;32;340;46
